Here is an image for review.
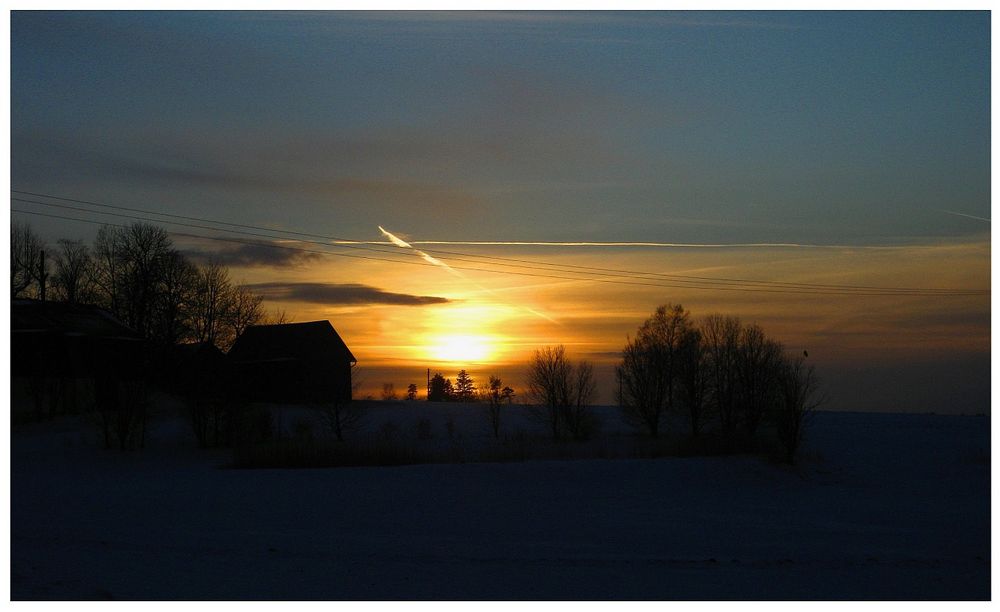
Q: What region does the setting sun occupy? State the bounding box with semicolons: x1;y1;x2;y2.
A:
429;334;495;364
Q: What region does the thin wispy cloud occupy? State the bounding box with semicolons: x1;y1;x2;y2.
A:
938;209;990;223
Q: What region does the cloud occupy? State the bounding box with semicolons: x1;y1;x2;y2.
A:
181;240;322;268
247;282;451;306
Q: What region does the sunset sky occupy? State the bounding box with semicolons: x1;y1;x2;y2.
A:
11;11;990;411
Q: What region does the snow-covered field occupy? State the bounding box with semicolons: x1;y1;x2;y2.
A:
11;401;990;600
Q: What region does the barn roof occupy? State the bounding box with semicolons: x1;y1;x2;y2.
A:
227;321;356;365
11;299;142;340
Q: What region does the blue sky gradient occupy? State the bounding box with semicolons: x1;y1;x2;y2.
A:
12;11;990;245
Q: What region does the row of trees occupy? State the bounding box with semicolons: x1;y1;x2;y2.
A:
12;220;283;350
616;304;821;462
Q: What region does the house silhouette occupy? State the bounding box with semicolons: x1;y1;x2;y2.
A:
227;321;356;405
11;299;146;418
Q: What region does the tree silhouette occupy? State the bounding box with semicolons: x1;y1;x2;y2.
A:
736;323;783;436
501;386;515;404
51;238;94;304
775;353;823;464
428;373;452;402
227;284;265;344
616;304;691;437
528;346;596;440
454;369;475;402
481;375;505;438
406;383;418;401
677;325;708;437
11;221;46;298
701;314;742;434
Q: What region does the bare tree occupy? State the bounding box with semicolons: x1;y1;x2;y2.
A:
51;239;94;304
736;324;784;436
152;250;198;344
480;375;505;438
227;284;265;345
264;308;292;325
562;360;597;440
701;314;742;434
191;261;232;348
616;304;691;437
11;221;46;298
774;354;823;464
677;326;708;437
91;223;171;337
119;223;172;337
528;346;596;440
528;346;572;439
92;224;125;316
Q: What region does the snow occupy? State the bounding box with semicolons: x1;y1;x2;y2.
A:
10;401;989;600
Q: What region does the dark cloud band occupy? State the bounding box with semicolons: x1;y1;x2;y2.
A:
247;281;450;306
182;241;321;268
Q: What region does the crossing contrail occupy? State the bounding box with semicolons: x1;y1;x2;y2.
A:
378;226;458;274
378;225;559;324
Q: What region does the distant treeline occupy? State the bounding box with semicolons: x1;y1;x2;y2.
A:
409;304;822;464
12;220;284;350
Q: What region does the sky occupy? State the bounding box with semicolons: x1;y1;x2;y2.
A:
10;11;991;411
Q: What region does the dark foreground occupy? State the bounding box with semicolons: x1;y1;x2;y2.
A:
11;409;989;599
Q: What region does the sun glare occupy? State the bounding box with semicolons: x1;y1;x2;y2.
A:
431;334;494;363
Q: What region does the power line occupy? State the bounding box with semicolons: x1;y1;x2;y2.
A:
13;206;988;298
13;188;981;295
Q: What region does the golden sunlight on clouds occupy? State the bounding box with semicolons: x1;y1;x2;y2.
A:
229;234;990;390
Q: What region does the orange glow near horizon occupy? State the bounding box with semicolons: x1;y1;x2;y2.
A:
413;302;519;365
427;333;496;363
220;235;991;400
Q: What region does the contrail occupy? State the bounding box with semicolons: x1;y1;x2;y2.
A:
348;239;922;250
938;209;991;223
378;225;559;324
378;226;457;273
326;239;938;250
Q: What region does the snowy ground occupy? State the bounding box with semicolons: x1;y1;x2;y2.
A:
10;401;990;600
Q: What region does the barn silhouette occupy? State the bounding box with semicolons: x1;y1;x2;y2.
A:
227;321;356;405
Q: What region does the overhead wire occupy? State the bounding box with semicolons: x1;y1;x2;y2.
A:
11;191;989;297
13;188;978;294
